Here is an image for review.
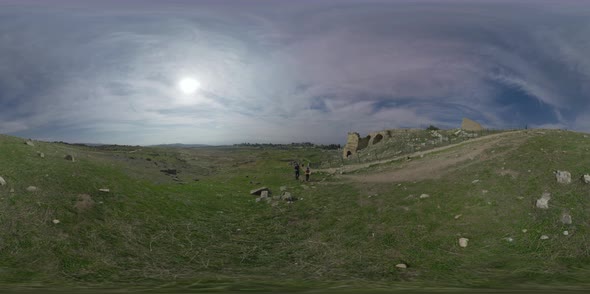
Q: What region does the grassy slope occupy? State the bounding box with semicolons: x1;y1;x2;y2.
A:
1;131;590;291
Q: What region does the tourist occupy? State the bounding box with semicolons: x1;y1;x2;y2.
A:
294;162;300;180
305;165;311;182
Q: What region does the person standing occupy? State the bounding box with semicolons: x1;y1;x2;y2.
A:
305;165;311;182
294;162;300;180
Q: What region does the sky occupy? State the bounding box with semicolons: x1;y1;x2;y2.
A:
1;0;589;145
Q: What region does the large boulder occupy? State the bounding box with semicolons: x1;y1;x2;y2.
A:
281;192;293;201
554;170;571;184
250;187;269;195
461;118;483;131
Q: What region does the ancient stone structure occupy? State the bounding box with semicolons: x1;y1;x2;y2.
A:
342;132;360;158
342;129;421;159
461;118;483;131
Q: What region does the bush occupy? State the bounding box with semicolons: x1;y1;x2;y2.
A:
426;125;440;131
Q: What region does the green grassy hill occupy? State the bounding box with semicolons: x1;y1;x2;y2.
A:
1;130;590;292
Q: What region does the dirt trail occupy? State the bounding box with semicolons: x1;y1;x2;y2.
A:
320;130;528;183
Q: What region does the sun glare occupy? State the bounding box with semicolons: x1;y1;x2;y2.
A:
178;77;200;94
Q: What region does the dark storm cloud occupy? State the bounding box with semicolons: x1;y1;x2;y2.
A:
0;0;589;144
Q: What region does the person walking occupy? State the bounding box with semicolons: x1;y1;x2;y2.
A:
305;165;311;182
294;162;300;180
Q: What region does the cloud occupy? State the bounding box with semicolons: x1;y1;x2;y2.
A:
1;1;590;144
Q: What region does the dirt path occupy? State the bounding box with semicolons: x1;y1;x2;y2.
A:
318;130;527;182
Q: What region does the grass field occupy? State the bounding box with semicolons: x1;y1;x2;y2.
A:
1;130;590;292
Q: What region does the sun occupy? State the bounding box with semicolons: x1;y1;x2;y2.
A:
178;77;201;94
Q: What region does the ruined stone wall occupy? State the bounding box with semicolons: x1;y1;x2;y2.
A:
461;118;483;131
342;128;426;159
342;132;360;158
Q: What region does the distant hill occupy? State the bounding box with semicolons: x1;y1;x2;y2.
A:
147;143;210;148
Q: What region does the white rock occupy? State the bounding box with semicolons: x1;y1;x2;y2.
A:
505;237;514;242
522;229;528;233
99;188;110;193
454;214;462;219
419;194;430;199
395;263;407;269
0;176;5;186
52;219;60;224
26;186;38;192
540;235;549;240
481;190;488;194
554;170;571;184
536;192;551;209
563;231;569;236
472;179;480;184
583;174;590;184
25;140;35;146
459;238;469;248
261;190;269;198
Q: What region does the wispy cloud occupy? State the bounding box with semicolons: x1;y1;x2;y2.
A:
1;0;590;145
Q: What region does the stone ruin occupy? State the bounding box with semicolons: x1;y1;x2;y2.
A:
342;129;420;159
342;118;484;159
461;118;483;131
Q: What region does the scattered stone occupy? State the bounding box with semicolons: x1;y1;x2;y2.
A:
454;214;462;219
280;186;287;191
522;229;528;233
419;194;430;199
64;154;75;162
52;219;60;224
9;188;14;193
459;238;469;248
504;237;514;242
25;140;35;146
260;190;269;198
554;170;571;184
563;231;569;236
472;179;480;184
482;190;488;194
36;151;45;158
281;192;293;201
0;176;5;186
583;174;590;184
561;213;572;225
272;195;281;200
26;186;38;192
99;188;110;193
255;197;262;203
540;235;549;240
250;187;269;195
395;263;407;269
536;192;551;209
